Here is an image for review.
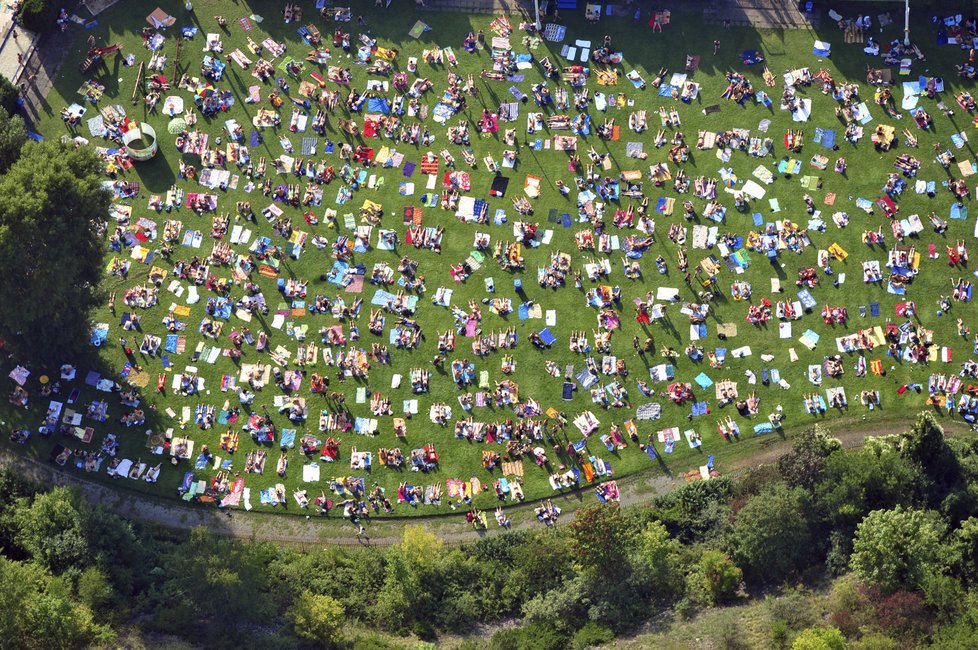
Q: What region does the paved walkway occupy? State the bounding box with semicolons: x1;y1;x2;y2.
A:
0;10;38;84
0;8;75;130
704;0;819;29
423;0;534;16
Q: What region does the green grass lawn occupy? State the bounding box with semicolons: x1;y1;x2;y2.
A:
8;0;977;517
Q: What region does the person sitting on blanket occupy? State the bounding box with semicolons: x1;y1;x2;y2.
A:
914;108;933;128
950;179;969;199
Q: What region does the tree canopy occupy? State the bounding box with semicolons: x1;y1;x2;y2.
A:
0;141;109;363
728;483;816;583
850;507;945;593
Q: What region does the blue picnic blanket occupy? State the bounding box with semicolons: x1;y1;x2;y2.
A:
798;289;817;309
367;97;390;115
694;372;713;389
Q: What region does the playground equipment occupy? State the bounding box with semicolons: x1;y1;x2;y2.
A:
80;43;121;73
89;44;122;58
122;122;159;161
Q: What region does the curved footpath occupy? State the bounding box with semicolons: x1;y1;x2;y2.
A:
0;416;937;547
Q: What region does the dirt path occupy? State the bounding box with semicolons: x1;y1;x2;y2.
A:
2;416;953;547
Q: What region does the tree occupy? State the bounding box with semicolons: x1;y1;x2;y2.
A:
371;545;426;632
288;591;345;648
791;626;847;650
17;0;60;33
778;424;841;491
0;75;19;116
0;109;26;172
815;449;918;535
0;142;110;363
503;531;574;605
521;575;589;635
152;528;277;643
400;525;443;571
12;487;89;575
728;484;816;583
0;557;113;648
898;412;961;502
653;477;733;544
567;504;636;577
76;566;116;613
850;507;944;593
952;517;978;589
631;521;684;602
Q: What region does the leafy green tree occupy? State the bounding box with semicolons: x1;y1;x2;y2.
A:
0;555;43;644
76;565;116;613
728;484;816;583
791;626;848;650
288;591;345;648
0;74;19;116
898;413;961;506
778;424;841;491
269;546;386;622
370;550;417;631
850;507;944;593
17;0;60;33
369;527;464;633
502;531;573;608
428;549;490;630
568;504;636;577
12;487;89;575
0;142;110;363
521;575;588;634
0;557;113;648
918;571;966;623
631;520;684;602
925;592;978;649
815;449;918;535
653;477;734;544
0;109;26;173
151;528;278;644
953;517;978;587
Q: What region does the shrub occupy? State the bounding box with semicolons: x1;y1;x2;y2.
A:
571;622;615;650
490;624;566;650
767;590;818;631
791;626;847;650
17;0;59;34
770;620;791;649
692;550;743;605
874;590;930;639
